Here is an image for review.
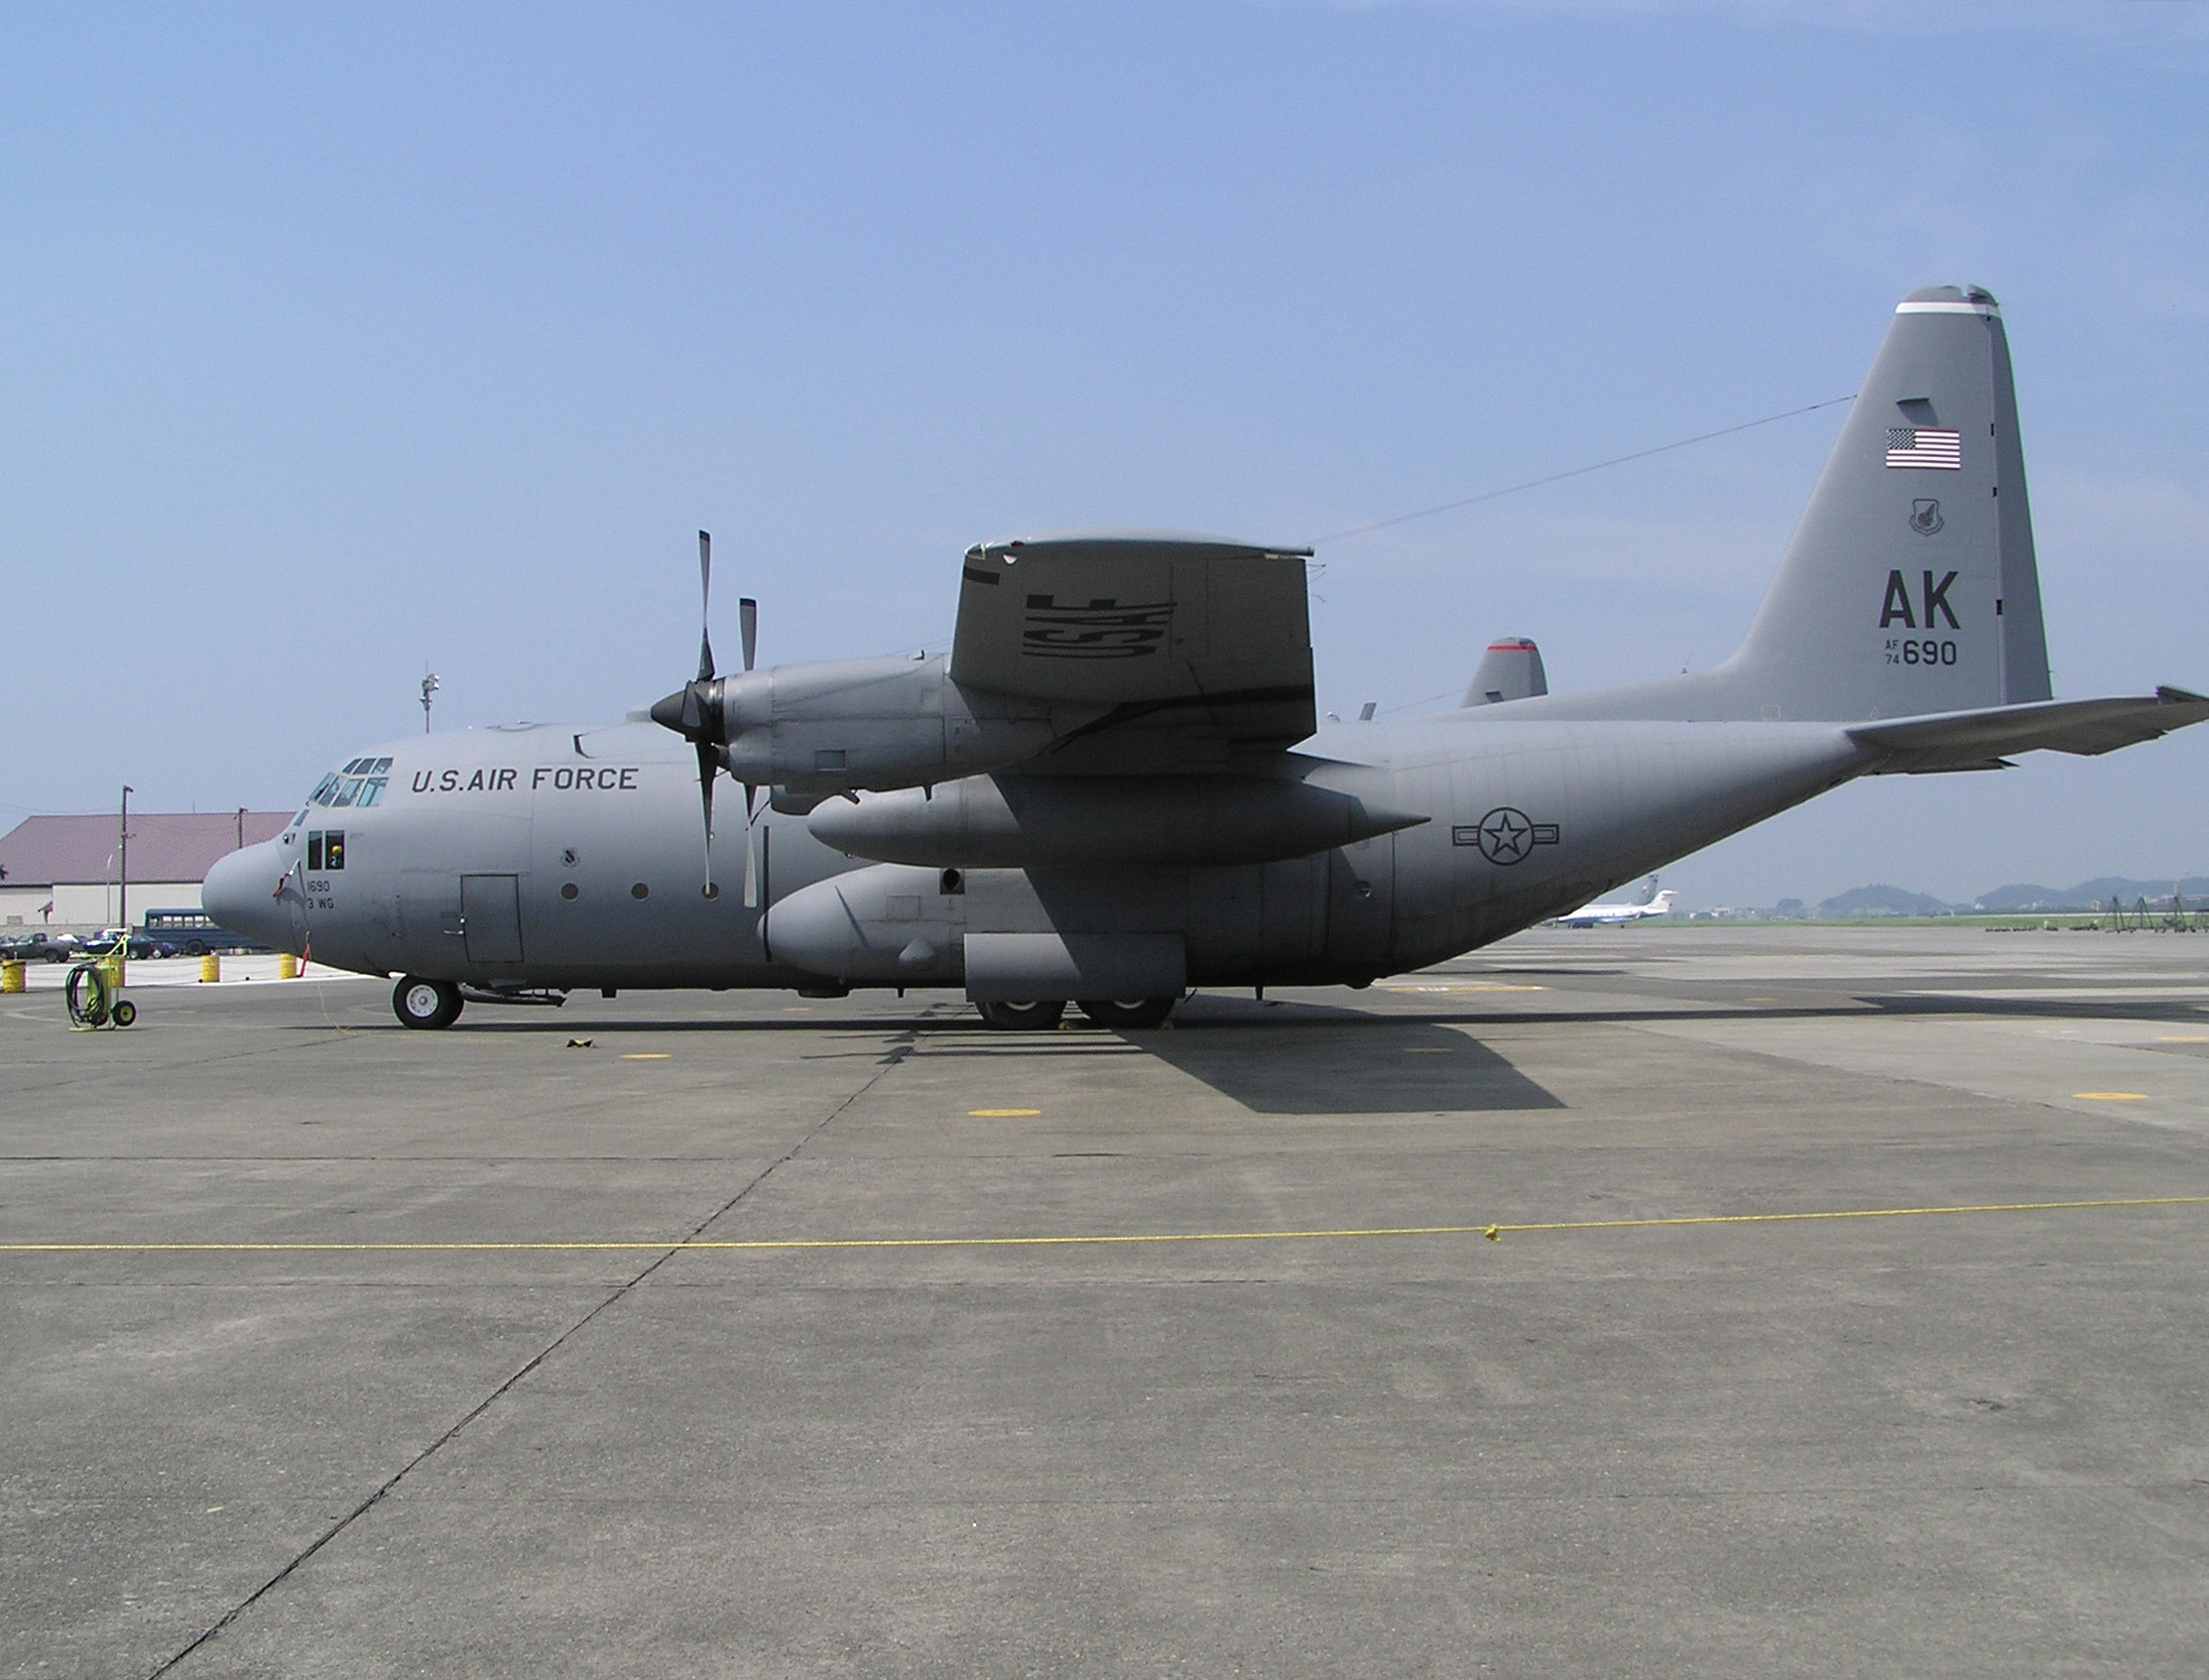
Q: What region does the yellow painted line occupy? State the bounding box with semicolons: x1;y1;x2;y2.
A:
2073;1092;2148;1101
2158;1036;2208;1043
620;1053;672;1061
969;1108;1041;1118
4;1195;2205;1255
1382;983;1547;994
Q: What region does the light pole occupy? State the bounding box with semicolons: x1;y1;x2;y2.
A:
119;785;133;930
421;672;439;733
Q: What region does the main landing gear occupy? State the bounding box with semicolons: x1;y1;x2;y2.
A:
394;976;464;1029
973;997;1179;1031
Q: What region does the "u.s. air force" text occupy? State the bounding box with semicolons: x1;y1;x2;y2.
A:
411;767;642;793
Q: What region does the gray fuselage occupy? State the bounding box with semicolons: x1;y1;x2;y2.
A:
204;712;1869;993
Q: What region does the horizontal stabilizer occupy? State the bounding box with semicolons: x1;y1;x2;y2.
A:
1849;686;2209;774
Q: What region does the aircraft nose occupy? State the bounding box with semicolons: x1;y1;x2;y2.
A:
202;841;290;950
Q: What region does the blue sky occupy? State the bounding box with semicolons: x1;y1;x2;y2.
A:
4;2;2205;904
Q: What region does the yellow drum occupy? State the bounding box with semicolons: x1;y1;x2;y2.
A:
279;952;300;980
100;954;125;992
200;954;221;984
0;959;24;995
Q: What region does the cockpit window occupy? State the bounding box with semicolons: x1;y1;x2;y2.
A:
308;765;386;808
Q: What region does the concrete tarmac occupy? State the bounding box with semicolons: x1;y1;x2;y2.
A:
4;926;2208;1677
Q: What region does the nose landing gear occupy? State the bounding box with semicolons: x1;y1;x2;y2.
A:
394;976;465;1029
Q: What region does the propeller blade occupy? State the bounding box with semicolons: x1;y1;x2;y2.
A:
696;531;715;682
741;783;761;906
694;740;718;896
740;597;758;672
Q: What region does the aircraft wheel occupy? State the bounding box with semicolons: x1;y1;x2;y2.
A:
1077;997;1178;1030
394;975;464;1029
974;999;1065;1031
111;1000;137;1027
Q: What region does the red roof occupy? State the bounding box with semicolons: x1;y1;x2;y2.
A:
0;812;292;888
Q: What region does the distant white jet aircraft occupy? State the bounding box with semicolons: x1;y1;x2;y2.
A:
1556;881;1678;926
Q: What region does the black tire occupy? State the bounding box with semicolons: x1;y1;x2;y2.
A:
394;975;464;1029
111;1000;137;1027
1077;996;1179;1030
184;939;209;958
974;999;1066;1031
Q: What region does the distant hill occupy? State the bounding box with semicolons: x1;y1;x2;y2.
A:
1974;877;2209;911
1775;876;2209;917
1817;884;1956;917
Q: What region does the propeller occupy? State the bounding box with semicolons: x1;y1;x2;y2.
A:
647;531;765;903
647;532;726;897
692;533;720;895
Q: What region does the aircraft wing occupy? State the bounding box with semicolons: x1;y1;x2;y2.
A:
1849;686;2209;774
951;531;1316;767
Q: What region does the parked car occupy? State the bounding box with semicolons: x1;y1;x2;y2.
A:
1;931;78;964
86;928;182;961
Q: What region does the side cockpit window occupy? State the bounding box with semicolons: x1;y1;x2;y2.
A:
307;831;345;871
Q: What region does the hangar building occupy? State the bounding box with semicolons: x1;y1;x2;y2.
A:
0;812;291;928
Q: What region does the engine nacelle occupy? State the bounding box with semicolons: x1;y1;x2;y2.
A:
806;772;1428;869
708;656;1059;794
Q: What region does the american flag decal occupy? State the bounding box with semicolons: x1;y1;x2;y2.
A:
1886;426;1962;470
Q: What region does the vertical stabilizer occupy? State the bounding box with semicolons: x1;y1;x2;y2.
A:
1730;286;2052;718
1463;637;1548;706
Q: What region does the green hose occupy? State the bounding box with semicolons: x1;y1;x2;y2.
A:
65;961;111;1028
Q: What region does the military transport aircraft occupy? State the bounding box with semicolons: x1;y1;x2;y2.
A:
204;287;2209;1030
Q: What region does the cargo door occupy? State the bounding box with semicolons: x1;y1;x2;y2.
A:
461;874;524;964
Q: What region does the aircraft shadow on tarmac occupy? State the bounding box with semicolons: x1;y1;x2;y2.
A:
1128;994;1566;1115
368;991;1561;1115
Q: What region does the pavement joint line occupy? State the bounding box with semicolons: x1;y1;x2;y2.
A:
24;1195;2209;1258
141;1013;933;1680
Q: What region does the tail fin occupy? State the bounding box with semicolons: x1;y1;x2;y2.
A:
1463;637;1548;706
1729;286;2051;719
1650;890;1677;913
